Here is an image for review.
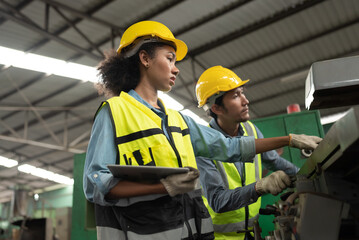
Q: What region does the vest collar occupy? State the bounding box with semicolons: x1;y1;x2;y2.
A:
209;118;245;137
128;89;166;116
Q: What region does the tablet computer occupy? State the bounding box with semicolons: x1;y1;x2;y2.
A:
107;165;189;181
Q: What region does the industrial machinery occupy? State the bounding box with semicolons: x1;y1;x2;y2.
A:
252;109;324;237
263;56;359;240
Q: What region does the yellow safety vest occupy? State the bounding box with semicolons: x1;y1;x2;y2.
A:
98;91;197;169
203;121;262;240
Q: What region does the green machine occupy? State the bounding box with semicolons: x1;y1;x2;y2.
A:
251;110;325;238
71;153;97;240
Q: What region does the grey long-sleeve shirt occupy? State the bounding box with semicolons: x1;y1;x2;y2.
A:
197;118;299;213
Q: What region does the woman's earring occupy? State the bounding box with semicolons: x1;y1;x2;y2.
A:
145;64;149;68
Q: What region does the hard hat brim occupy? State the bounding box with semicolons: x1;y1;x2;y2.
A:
197;79;250;108
117;36;187;61
171;38;187;61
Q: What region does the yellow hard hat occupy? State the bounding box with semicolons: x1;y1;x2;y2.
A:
117;21;188;61
196;66;249;108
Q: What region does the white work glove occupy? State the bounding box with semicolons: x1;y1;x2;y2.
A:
289;134;322;151
160;167;199;197
255;170;291;196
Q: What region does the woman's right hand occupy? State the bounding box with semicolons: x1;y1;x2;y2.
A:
160;167;200;197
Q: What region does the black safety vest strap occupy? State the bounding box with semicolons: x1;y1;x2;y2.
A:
115;128;163;145
168;126;190;136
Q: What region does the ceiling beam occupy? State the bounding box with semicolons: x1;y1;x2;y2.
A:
0;80;80;122
250;85;304;106
0;119;21;138
0;0;39;27
229;17;359;70
6;72;62;145
241;46;359;109
258;104;306;119
0;91;98;147
2;101;96;161
66;0;186;62
187;0;325;57
0;145;69;171
51;6;104;57
26;0;115;53
0;74;46;103
0;0;32;25
0;8;102;60
0;134;84;153
173;0;253;36
176;17;359;93
35;0;122;30
251;46;359;90
175;45;359;118
0;106;90;111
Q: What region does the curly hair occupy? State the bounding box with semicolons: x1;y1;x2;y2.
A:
96;42;170;96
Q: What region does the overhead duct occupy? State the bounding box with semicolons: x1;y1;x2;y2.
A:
11;186;30;218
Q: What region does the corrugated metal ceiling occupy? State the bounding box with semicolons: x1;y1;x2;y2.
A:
0;0;358;202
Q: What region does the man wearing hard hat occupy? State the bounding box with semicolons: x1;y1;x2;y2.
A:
195;66;319;240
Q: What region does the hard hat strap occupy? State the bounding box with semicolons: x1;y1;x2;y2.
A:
202;104;211;112
122;36;176;58
203;91;225;110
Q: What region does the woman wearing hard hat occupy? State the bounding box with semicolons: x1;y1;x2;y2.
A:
83;21;322;240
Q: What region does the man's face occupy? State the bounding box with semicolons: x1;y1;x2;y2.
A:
219;87;250;122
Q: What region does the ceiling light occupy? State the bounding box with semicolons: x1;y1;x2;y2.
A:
18;164;74;185
34;193;39;201
0;46;208;126
0;156;18;168
0;46;98;82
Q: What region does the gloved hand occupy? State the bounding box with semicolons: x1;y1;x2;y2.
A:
160;167;200;197
255;170;291;196
289;134;322;151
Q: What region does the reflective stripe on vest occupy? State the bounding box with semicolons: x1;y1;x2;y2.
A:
203;121;262;238
101;92;197;169
96;217;213;240
95;189;214;240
